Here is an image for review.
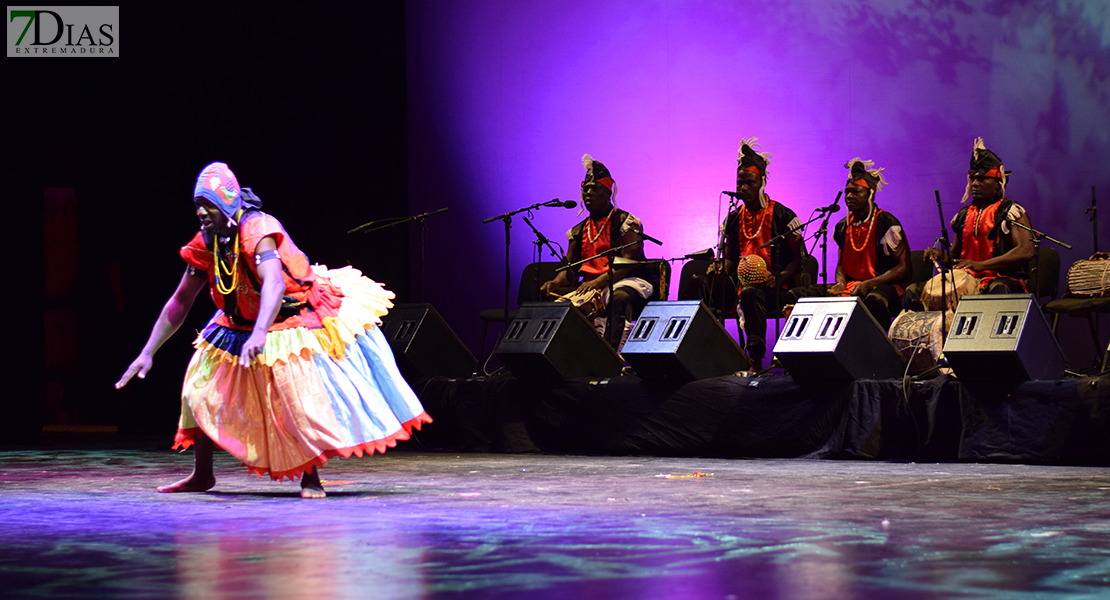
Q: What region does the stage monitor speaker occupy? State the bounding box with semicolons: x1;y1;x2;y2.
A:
774;296;905;380
379;303;476;379
621;300;750;380
942;293;1064;381
493;302;623;381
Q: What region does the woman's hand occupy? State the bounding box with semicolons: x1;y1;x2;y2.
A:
115;354;153;389
239;331;267;368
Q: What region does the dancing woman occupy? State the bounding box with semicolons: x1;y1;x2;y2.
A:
116;162;431;498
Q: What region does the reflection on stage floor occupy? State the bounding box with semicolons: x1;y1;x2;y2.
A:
2;448;1108;599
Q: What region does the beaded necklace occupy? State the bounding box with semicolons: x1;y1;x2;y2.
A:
970;196;1004;234
213;230;240;296
970;203;986;234
848;206;878;253
585;208;614;244
740;201;772;240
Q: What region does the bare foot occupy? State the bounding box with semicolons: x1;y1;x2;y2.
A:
157;472;215;493
300;467;326;499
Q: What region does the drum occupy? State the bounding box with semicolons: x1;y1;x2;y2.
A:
921;268;979;312
888;310;945;375
554;288;604;319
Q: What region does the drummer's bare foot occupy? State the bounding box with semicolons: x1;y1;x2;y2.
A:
300;467;325;499
157;472;215;493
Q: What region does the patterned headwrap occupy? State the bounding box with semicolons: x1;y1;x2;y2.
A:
194;162;243;221
961;137;1010;203
736;254;773;287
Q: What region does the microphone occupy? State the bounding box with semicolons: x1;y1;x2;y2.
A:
414;207;449;219
816;191;843;213
544;199;577;209
722;191;741;198
683;248;714;261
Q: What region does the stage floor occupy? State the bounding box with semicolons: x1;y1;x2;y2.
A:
2;447;1109;599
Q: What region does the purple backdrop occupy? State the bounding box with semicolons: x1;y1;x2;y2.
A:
407;0;1110;364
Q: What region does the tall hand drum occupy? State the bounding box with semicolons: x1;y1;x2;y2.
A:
888;310;945;375
921;268;979;312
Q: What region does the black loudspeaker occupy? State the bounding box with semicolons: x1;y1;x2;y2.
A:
379;304;476;379
774;296;905;380
942;293;1064;381
493;302;623;380
621;300;750;380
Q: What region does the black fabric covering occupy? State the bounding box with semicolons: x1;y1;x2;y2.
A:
404;373;1109;465
806;377;963;461
958;374;1110;463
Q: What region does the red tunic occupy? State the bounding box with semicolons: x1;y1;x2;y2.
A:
734;200;777;271
579;211;614;281
960;201;1026;291
841;210;881;283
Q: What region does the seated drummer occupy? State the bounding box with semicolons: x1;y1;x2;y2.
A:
907;138;1035;307
540;154;658;349
715;138;804;370
829;158;911;329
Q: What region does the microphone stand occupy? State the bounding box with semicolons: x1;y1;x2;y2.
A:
1089;185;1098;256
1002;218;1072;363
816;209;835;286
934;190;952;332
764;208;836;251
799;192;842;285
1088;185;1100;354
557;239;646;348
711;194;742;324
521;216;566;304
764;203;835;339
1007;218;1073;304
348;207;449;303
482;200;570;326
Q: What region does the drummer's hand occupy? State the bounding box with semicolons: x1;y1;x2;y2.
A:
579;278;607;293
540;280;556;296
923;247;940;262
852;280;876;298
828;283;846;296
706;261;723;275
953;259;984;271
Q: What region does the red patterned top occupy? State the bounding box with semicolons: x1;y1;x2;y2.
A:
180;212;342;331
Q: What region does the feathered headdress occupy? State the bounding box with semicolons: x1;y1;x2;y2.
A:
737;138;771;208
961;137;1009;203
737;137;771;177
845;157;887;193
580;153;617;215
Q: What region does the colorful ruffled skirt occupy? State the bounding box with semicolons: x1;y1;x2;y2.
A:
174;266;431;481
